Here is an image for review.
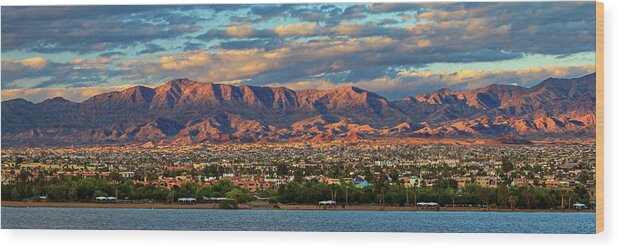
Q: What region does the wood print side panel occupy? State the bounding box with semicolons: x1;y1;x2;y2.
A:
595;1;604;234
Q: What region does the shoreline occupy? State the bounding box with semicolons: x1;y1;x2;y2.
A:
1;201;594;213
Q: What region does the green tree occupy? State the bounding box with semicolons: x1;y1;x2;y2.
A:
445;188;457;207
93;190;108;199
501;157;515;172
434;178;458;190
226;188;252;204
497;184;509;208
196;185;213;198
77;178;96;200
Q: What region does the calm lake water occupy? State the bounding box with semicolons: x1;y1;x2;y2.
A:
1;207;595;233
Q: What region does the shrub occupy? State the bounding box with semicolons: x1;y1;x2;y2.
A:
218;199;238;209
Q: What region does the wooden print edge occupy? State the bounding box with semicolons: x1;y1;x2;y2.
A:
596;1;604;234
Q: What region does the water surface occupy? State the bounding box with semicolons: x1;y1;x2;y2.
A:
1;207;595;233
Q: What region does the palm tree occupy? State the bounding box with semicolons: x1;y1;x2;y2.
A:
523;186;532;209
373;172;387;207
477;187;490;208
508;195;518;211
328;183;338;208
406;186;410;206
567;190;574;210
446;188;457;208
412;187;418;208
559;189;567;211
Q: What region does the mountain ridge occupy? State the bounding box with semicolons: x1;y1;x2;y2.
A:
1;73;596;147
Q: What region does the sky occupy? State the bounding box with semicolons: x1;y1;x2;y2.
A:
1;2;596;102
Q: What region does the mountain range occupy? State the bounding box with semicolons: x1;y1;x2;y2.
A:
1;73;596;147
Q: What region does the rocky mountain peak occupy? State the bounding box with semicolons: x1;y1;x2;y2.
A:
1;73;596;147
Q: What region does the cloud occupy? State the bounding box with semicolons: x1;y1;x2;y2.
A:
266;79;347;90
131;36;410;84
376;19;399;26
340;5;368;20
260;65;594;100
182;41;207;51
1;2;597;99
1;58;59;87
1;6;205;53
2;3;595;57
358;65;596;99
1;57;51;75
137;44;167;55
197;1;594;58
68;57;120;70
248;4;295;21
18;57;50;69
1;65;594;104
368;3;420;13
217;39;284;50
99;51;126;57
120;31;569;90
412;2;595;55
290;8;328;23
272;23;318;37
159;53;212;71
1;56;120;89
199;22;412;41
225;25;256;37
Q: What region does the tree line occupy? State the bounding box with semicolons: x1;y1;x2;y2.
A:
1;171;252;207
2;170;593;210
271;178;594;210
